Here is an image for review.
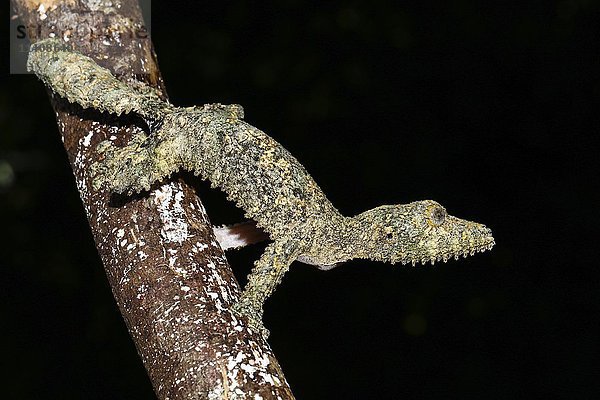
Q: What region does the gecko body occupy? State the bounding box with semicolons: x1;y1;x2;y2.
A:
28;39;495;337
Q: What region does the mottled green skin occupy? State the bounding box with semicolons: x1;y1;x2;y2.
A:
28;39;495;338
26;40;172;122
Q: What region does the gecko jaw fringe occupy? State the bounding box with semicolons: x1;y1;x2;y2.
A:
400;240;495;267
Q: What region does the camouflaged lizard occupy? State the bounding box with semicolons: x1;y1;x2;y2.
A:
28;39;495;338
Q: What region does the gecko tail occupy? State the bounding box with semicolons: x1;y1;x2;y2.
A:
213;221;269;251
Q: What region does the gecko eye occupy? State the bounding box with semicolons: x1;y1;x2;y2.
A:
430;206;447;226
384;227;394;240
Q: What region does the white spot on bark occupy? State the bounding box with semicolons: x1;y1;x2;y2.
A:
82;131;94;147
153;184;189;244
241;363;257;374
136;284;148;299
208;385;226;400
37;3;48;20
194;242;208;252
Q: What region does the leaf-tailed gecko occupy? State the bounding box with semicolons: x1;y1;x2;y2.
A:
28;39;495;338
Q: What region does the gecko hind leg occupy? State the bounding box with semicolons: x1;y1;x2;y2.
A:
233;238;303;339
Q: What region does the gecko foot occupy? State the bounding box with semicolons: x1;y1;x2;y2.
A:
232;300;270;339
90;133;160;194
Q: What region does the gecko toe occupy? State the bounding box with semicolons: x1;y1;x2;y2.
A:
232;301;270;339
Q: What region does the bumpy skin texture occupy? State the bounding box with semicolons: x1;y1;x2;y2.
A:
28;39;495;337
27;39;173;123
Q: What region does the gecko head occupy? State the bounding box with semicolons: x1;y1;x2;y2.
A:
354;200;495;266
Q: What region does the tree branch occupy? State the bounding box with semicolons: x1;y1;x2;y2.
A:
11;1;294;398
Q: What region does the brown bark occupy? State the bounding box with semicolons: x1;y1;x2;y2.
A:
11;1;295;399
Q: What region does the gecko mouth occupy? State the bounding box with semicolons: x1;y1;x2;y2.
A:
396;235;495;267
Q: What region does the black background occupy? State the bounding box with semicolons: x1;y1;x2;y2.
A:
1;1;598;399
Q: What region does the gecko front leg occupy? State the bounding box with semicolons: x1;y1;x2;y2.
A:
91;110;193;194
91;132;164;193
91;105;244;194
233;239;304;338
